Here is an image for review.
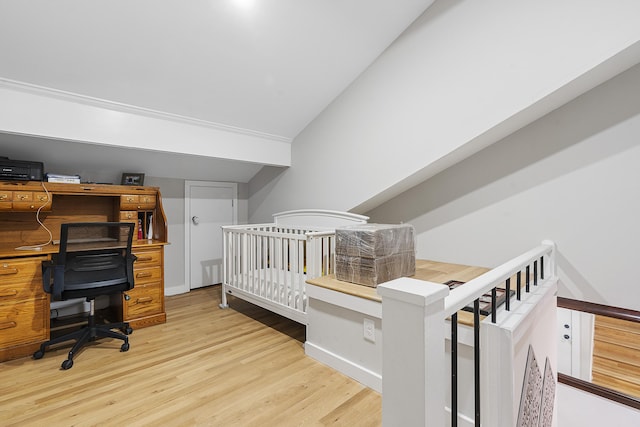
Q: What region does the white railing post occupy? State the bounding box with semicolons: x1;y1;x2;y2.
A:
377;278;449;427
220;228;229;308
542;239;557;278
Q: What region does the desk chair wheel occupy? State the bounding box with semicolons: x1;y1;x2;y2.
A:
61;359;73;370
33;350;44;360
124;326;133;335
120;342;130;352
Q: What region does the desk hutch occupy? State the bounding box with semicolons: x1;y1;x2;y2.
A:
0;180;168;362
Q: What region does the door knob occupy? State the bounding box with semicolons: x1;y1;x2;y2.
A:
192;216;199;225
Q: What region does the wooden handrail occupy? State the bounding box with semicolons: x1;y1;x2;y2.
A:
557;297;640;323
558;373;640;410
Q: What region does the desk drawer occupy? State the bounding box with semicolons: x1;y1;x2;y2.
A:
0;257;46;291
10;191;52;211
0;279;43;301
124;282;163;318
133;248;162;267
120;210;138;221
120;194;156;210
0;191;11;211
133;266;162;285
0;297;48;347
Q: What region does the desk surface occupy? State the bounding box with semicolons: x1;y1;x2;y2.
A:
306;259;491;325
0;240;167;258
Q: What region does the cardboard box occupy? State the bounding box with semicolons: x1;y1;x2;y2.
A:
335;223;415;258
335;223;415;287
335;251;416;287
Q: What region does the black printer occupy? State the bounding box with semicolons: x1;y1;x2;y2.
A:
0;157;44;181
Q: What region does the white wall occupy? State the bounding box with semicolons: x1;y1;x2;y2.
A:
0;81;291;167
126;177;249;296
144;176;185;296
557;383;640;424
249;0;640;223
367;63;640;311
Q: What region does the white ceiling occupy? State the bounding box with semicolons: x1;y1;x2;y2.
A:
0;0;432;143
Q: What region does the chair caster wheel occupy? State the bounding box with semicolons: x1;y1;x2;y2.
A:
33;350;44;360
124;327;133;335
121;342;130;352
61;359;74;370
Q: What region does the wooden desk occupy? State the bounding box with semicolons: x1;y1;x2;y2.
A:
0;180;168;362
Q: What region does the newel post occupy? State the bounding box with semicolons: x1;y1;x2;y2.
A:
377;278;449;427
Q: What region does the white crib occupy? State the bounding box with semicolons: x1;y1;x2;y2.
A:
219;209;368;324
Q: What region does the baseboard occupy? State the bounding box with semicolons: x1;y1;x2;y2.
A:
305;341;382;393
165;283;189;296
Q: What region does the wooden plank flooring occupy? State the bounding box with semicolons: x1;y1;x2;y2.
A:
0;286;381;426
592;314;640;398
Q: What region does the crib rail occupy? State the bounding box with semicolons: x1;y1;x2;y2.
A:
221;224;337;323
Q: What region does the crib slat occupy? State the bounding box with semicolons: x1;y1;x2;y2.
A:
221;222;355;323
268;235;275;303
298;239;305;310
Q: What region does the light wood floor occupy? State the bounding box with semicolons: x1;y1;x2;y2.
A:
0;286;381;426
592;314;640;398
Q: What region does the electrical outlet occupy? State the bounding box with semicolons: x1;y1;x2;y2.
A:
363;318;375;342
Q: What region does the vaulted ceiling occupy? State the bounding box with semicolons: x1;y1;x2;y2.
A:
0;1;434;182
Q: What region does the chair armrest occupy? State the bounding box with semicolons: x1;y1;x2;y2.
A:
41;261;65;300
41;261;53;294
125;254;138;288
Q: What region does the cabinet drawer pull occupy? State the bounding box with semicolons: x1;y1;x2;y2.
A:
137;256;153;262
0;321;17;330
136;271;153;278
0;289;18;298
0;267;19;275
136;296;153;304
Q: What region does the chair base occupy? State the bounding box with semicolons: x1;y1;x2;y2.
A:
34;301;132;370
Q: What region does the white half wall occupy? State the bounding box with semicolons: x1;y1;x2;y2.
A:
249;0;640;223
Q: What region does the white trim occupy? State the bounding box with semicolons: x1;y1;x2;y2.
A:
306;284;382;318
304;342;382;392
273;209;369;226
0;77;291;143
184;180;238;293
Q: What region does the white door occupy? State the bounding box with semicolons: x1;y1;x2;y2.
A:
185;181;237;290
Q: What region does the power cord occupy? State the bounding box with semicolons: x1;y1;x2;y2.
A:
15;182;53;251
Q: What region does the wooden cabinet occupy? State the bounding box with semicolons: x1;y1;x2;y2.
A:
0;180;168;362
120;247;166;328
120;194;158;241
0;256;49;361
0;190;12;210
120;194;156;210
0;190;52;211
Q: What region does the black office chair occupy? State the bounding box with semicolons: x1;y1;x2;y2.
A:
33;222;137;370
